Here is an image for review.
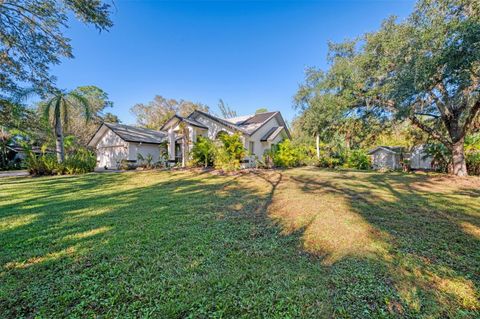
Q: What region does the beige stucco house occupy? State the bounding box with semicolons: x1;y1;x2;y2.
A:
160;110;290;165
89;110;290;168
88;123;167;169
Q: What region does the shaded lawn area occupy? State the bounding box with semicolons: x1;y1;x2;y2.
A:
0;168;479;318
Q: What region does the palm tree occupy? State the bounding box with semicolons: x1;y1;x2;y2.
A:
43;90;91;163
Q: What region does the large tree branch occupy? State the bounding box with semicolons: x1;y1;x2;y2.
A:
427;91;449;119
409;115;452;147
414;112;440;118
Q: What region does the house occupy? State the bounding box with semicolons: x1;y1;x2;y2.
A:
160;110;291;165
88;110;290;169
88;123;167;169
368;145;433;170
368;146;404;170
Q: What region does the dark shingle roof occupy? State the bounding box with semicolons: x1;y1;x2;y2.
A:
189;110;250;134
182;117;208;129
105;123;166;144
239;112;278;125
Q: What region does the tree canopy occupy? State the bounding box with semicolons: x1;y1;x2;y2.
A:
64;86;115;145
130;95;210;130
255;108;268;114
0;0;112;98
295;0;480;176
42;89;93;162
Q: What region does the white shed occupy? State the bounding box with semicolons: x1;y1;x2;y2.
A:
410;145;433;170
88;123;167;169
368;146;403;170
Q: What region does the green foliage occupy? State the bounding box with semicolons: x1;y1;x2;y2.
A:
214;133;246;171
61;148;97;175
65;86;115;145
344;150;371;170
255;108;268;114
317;155;343;169
0;1;112;97
423;136;480;175
137;153;155;170
103;112;120;123
295;0;480;175
41;90;94;162
130;95;209;130
424;143;452;173
25;146;95;176
191;136;215;167
272;139;303;168
466;152;480;176
465;134;480;175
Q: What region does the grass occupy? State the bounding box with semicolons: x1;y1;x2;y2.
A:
0;168;479;318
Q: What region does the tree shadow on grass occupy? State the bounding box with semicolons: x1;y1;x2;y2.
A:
2;168;478;318
0;170;331;318
269;167;479;318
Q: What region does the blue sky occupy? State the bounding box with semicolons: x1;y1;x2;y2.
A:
52;0;415;125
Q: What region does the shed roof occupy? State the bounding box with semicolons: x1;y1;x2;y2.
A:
368;146;404;155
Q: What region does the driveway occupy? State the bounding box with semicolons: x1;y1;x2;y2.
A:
0;170;29;178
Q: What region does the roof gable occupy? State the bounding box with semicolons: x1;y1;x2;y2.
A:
163;110;290;138
260;126;286;142
89;123;166;146
189;110;250;134
368;146;403;155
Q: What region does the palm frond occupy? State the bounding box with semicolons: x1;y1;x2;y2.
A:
43;96;57;123
67;92;92;123
54;96;62;127
11;87;38;104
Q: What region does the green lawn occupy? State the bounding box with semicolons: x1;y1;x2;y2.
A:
1;168;479;318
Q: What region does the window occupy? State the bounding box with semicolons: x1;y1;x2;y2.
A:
249;141;255;154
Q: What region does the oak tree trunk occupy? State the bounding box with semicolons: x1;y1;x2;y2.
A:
451;137;468;177
316;133;320;160
55;112;65;163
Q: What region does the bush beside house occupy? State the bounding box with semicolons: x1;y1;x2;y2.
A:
25;147;96;176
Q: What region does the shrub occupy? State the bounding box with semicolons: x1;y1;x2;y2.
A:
62;148;96;174
25;147;95;176
273;139;303;168
191;136;215;167
118;159;136;170
214;133;246;171
424;143;451;173
137;153;154;169
317;155;342;169
466;152;480;176
24;152;54;175
465;134;480;176
345;150;371;170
